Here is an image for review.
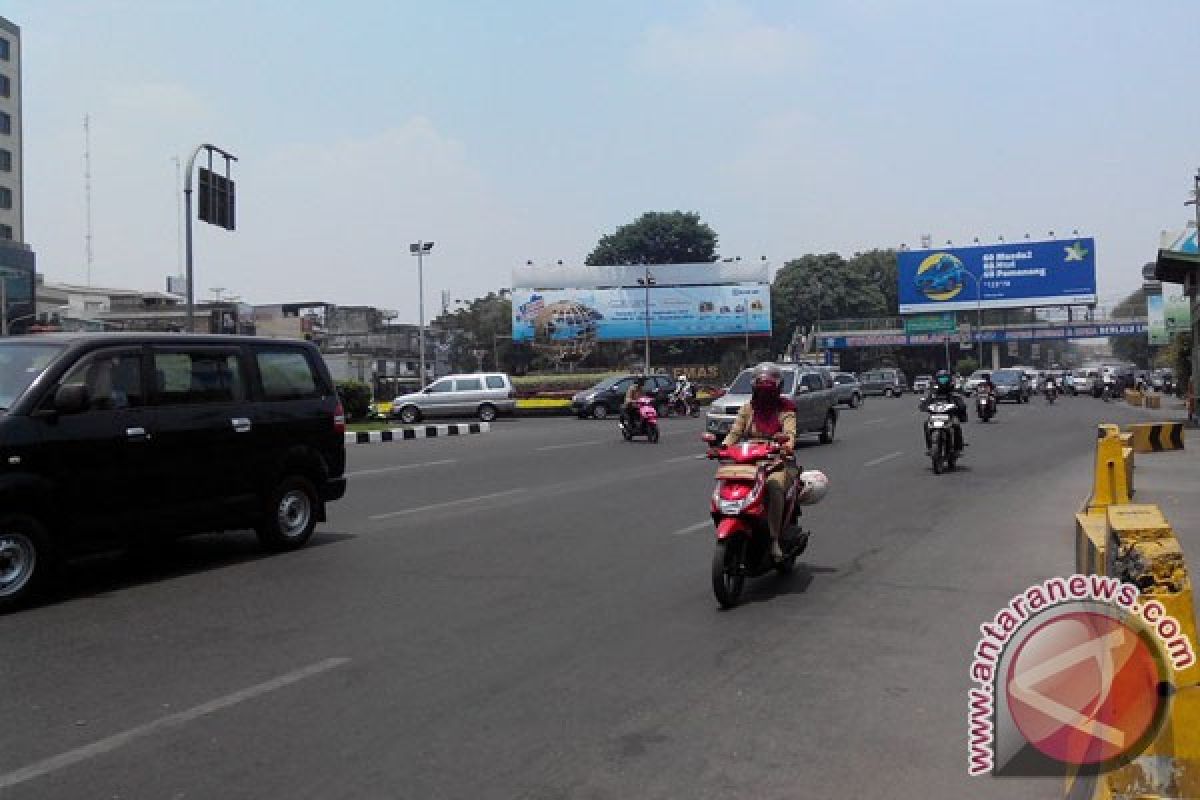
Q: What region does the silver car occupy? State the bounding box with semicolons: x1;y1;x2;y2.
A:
391;373;516;423
706;365;838;444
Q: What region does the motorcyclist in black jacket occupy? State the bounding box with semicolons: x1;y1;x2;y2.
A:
919;369;968;453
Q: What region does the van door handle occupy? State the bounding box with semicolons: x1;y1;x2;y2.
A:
126;427;150;441
231;417;252;433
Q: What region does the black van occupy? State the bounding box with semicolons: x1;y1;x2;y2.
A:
0;333;347;610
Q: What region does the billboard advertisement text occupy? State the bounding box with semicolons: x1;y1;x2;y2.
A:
898;238;1097;313
511;285;771;342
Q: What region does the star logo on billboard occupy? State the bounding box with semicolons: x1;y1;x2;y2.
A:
1064;242;1089;262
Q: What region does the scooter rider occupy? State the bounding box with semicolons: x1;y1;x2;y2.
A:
920;369;968;453
721;362;797;561
673;373;694;413
622;377;646;431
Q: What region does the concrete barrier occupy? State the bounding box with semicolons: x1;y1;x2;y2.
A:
1127;422;1186;453
345;422;490;444
1070;432;1200;798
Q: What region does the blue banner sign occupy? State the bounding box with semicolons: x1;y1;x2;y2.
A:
898;238;1097;313
819;322;1146;350
512;285;771;342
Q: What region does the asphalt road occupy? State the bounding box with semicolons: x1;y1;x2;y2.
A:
0;393;1172;799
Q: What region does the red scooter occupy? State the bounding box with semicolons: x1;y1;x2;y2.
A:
704;434;827;608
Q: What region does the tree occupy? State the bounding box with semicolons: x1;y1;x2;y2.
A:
433;291;514;372
769;250;896;354
585;211;718;266
1110;288;1149;366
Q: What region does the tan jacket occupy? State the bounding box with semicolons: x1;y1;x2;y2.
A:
722;402;797;449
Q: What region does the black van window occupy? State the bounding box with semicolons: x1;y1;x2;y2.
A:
153;351;245;405
59;349;144;410
257;350;319;400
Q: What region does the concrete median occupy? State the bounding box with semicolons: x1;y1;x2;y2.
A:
345;422;490;445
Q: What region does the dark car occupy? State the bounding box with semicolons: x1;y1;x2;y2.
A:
991;368;1029;403
0;333;347;611
570;374;672;419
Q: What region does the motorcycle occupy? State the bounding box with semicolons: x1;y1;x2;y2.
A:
1044;383;1058;404
925;399;963;474
703;433;827;609
665;385;699;418
1101;381;1115;403
975;388;996;422
619;396;660;443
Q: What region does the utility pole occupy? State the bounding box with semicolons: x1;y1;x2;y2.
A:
637;267;656;374
83;114;94;286
183;143;238;331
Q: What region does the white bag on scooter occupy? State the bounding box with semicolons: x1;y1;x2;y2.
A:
796;470;829;505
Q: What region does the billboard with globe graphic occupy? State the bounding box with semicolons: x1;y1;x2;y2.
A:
897;238;1097;313
510;262;771;355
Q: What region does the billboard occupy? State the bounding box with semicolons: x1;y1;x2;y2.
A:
897;238;1097;313
511;285;771;343
1148;288;1192;345
818;322;1147;350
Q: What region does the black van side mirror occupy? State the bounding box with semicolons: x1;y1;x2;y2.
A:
54;384;90;415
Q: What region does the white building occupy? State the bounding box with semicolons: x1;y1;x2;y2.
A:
0;16;21;244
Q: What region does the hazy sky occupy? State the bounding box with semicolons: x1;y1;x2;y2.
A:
9;0;1199;321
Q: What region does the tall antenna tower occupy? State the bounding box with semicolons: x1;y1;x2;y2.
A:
83;114;94;285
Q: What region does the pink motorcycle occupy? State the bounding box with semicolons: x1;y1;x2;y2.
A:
619;396;660;443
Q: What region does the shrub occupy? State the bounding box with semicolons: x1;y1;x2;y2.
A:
336;380;372;421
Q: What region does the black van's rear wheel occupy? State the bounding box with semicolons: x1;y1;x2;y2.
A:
257;477;319;551
712;537;746;609
0;514;53;612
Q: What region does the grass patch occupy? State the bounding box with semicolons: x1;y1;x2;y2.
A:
347;420;402;432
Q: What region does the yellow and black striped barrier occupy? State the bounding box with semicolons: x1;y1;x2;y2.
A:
1128;422;1186;453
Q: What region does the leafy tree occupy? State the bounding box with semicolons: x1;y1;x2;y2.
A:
585;211;718;266
433;291;514;372
769;250;896;354
1110;288;1149;366
335;380;372;421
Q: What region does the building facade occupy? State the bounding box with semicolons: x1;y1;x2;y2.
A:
0;16;33;334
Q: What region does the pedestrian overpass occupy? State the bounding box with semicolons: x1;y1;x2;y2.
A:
810;314;1147;368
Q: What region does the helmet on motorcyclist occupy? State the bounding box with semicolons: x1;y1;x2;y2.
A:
750;362;784;407
934;369;954;394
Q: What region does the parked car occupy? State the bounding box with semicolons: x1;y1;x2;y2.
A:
0;333;348;611
858;368;908;397
912;374;933;393
706;365;838;444
1070;369;1098;395
390;373;516;423
570;374;672;420
991;368;1030;403
831;372;863;408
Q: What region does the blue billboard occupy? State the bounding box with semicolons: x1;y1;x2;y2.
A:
898;238;1097;313
511;285;771;343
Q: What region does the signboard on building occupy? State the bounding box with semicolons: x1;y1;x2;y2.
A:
897;238;1098;313
904;312;957;334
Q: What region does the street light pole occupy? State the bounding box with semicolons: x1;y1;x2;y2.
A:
637;267;656;374
410;241;435;387
182;142;238;332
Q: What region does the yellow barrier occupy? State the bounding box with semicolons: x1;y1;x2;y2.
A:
1069;432;1200;798
1145;393;1162;409
1127;422;1186;453
1126;389;1145;406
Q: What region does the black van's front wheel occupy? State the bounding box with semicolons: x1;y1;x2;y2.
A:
0;514;53;612
257;477;319;551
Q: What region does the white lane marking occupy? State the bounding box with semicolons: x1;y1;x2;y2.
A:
663;453;708;463
346;459;456;478
369;488;528;520
864;450;904;467
671;521;712;536
862;418;887;426
535;440;602;452
0;658;350;791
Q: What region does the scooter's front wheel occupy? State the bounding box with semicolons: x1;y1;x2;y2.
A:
712;537;745;609
931;429;946;474
648;425;660;443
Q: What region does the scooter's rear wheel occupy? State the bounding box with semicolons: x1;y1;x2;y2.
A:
712;538;745;609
